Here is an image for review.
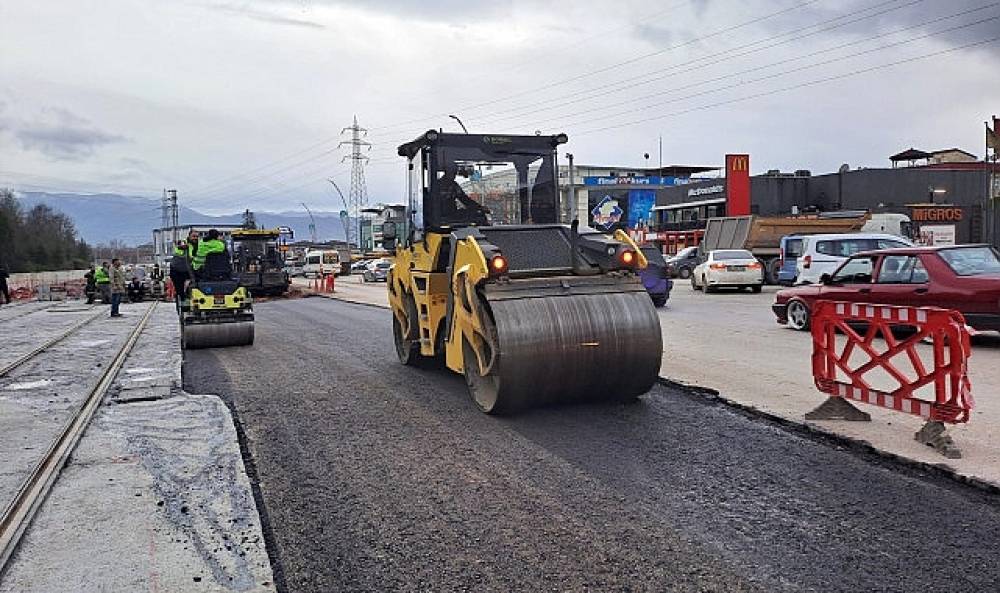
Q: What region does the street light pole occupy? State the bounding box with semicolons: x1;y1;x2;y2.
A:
448;114;469;134
566;152;576;223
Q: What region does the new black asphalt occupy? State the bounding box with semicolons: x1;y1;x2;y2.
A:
184;297;1000;593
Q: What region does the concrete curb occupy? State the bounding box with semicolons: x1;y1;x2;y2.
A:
657;376;1000;496
302;290;390;310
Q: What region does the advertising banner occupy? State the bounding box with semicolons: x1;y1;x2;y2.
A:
725;154;750;216
588;189;657;231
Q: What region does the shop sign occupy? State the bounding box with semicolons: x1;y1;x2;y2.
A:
911;207;963;222
687;184;724;197
584;176;682;186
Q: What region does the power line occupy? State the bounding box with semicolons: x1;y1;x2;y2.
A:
574;34;1000;136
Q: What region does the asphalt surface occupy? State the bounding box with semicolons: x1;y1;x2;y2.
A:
184;297;1000;593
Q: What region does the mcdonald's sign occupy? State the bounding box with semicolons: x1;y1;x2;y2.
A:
725;154;751;216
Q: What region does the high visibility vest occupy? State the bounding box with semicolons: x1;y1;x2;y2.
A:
192;239;225;270
95;268;110;284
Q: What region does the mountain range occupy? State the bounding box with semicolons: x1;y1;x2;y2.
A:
14;191;351;245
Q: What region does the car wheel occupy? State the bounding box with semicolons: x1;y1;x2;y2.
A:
678;267;691;280
703;277;715;293
787;299;810;331
751;285;762;294
691;275;700;291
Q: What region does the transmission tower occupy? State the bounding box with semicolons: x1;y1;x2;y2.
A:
339;115;371;250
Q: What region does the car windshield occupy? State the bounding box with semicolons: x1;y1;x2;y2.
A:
939;246;1000;276
674;246;697;259
376;262;392;269
714;250;754;260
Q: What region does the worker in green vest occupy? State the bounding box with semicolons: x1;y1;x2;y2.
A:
191;229;226;274
94;262;111;304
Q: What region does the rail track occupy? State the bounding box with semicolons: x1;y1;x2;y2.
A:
0;307;108;378
0;302;157;574
0;303;57;325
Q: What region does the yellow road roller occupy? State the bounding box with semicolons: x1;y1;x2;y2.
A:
383;130;662;413
180;249;255;349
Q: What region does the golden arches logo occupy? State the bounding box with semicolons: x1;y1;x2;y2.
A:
730;156;748;172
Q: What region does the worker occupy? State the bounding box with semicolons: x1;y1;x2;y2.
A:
109;258;126;317
84;265;97;304
191;229;226;275
437;164;489;226
169;240;191;309
95;262;111;304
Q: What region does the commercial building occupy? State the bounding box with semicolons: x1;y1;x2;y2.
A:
652;149;1000;249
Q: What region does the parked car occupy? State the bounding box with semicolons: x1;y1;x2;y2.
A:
794;233;912;285
665;246;700;279
283;260;304;277
691;249;764;293
350;260;371;274
639;245;672;307
363;259;393;282
772;244;1000;331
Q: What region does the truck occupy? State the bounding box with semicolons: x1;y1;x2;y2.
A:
698;212;912;284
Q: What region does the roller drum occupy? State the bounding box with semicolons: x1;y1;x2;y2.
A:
182;321;255;349
471;291;662;412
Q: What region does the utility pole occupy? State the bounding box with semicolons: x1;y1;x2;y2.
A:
301;202;317;244
160;189;170;233
566;153;576;223
339;115;371;253
167;189;178;244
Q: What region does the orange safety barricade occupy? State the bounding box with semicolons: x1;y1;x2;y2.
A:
811;301;973;423
325;274;335;293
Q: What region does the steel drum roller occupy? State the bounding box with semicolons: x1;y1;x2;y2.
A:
466;290;662;413
182;321;254;350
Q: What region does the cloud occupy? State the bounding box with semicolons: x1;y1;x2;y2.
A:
204;2;326;29
12;108;126;161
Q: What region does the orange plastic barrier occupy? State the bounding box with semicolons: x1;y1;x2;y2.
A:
811;301;974;423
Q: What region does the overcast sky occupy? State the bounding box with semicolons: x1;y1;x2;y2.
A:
1;0;998;214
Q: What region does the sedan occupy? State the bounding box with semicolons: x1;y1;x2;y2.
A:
772;244;1000;331
691;249;764;293
363;260;393;282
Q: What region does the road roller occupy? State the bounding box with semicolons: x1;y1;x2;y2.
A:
180;251;255;349
383;130;662;414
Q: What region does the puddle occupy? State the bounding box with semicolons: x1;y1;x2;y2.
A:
5;379;54;390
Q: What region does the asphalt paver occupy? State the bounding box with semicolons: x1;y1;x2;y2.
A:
184;297;1000;593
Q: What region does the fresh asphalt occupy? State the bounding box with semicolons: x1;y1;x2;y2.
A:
184;297;1000;593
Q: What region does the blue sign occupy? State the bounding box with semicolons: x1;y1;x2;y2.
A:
583;175;684;186
591;195;623;230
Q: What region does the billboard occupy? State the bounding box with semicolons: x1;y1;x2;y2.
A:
588;189;657;232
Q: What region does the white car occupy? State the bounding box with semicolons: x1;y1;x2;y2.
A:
691;249;764;293
794;233;912;285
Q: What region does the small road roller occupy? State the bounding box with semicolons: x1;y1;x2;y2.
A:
383;130;662;413
180;249;255;349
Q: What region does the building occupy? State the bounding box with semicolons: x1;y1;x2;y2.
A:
653;149;1000;249
465;163;719;228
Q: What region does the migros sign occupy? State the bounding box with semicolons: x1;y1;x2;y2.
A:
912;207;964;222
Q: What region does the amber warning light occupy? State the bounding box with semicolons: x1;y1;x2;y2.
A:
490;254;509;276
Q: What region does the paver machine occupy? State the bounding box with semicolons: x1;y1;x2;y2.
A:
384;130;662;413
231;228;291;297
180;245;255;349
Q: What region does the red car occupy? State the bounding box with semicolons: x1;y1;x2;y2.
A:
772;244;1000;331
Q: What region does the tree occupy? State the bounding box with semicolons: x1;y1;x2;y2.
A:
0;189;94;272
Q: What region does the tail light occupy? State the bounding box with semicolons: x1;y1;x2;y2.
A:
619;249;637;267
709;263;727;270
803;255;812;269
489;254;508;276
748;262;762;270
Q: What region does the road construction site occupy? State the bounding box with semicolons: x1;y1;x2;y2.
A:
3;283;1000;592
